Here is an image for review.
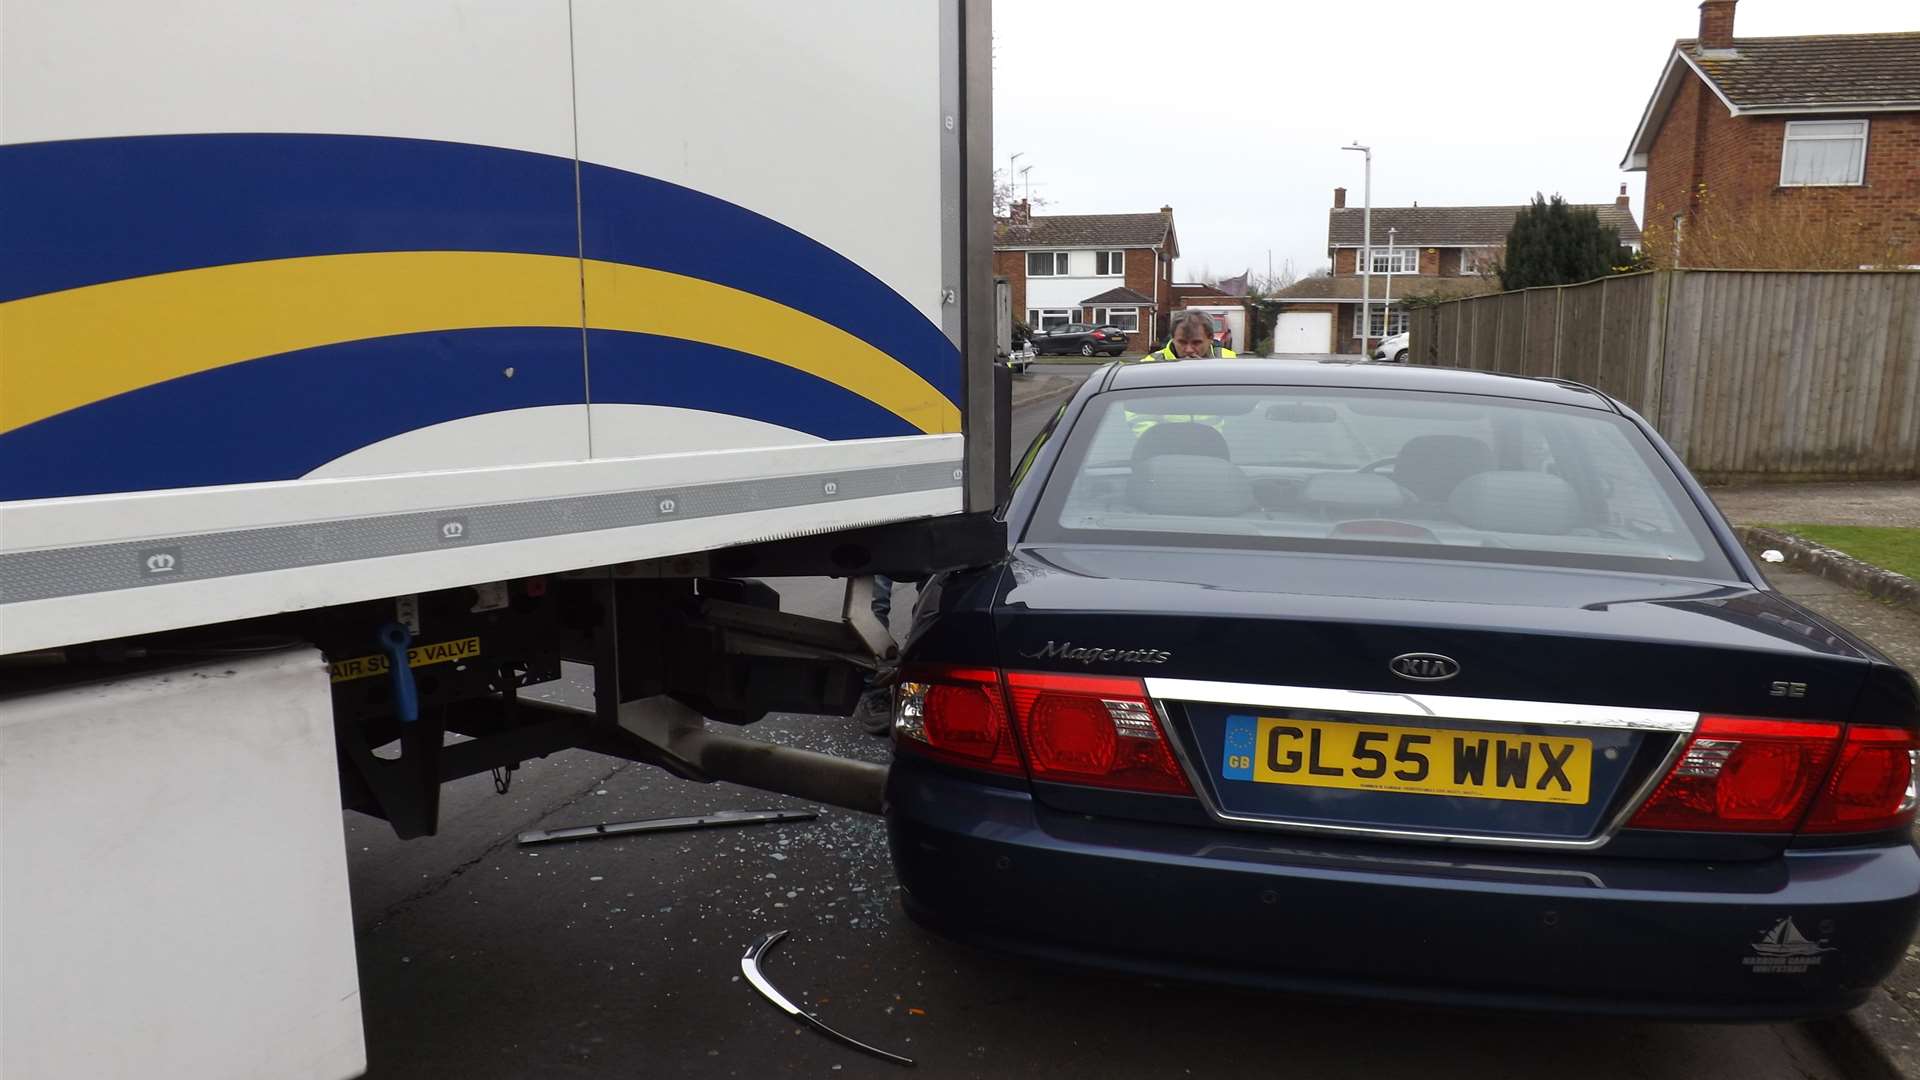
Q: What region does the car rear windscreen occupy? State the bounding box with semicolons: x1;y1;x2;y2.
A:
1025;386;1735;577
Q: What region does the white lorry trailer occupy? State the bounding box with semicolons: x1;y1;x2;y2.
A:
0;3;1000;1076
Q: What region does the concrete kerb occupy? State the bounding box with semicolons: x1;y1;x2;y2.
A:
1736;526;1920;609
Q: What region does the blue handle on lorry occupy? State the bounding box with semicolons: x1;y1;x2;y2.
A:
377;622;419;724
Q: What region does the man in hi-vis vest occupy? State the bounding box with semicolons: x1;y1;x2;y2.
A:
1143;311;1238;361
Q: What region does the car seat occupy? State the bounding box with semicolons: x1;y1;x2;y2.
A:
1449;471;1581;535
1127;455;1256;517
1132;421;1231;463
1393;434;1493;503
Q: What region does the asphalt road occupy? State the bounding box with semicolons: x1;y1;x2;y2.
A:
346;376;1865;1080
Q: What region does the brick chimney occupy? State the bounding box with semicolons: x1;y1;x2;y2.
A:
1699;0;1736;50
1009;198;1030;226
1160;204;1173;215
1333;186;1347;209
1616;183;1630;209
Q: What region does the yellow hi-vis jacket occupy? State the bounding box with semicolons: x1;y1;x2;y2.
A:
1142;341;1238;362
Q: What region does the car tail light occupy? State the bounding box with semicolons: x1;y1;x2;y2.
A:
1004;672;1192;795
1628;716;1842;832
1092;331;1106;340
894;666;1023;777
1803;725;1920;834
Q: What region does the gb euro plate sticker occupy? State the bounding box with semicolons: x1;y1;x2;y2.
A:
1223;715;1256;780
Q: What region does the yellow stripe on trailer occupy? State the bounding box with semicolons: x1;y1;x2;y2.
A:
0;251;959;437
328;636;483;684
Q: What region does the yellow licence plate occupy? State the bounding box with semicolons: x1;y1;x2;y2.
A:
1223;715;1592;805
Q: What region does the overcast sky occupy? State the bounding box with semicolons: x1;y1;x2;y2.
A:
992;0;1917;282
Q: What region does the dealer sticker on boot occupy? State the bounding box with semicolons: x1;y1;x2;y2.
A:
1744;917;1833;974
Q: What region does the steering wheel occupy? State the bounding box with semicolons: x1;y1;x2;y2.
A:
1359;456;1398;474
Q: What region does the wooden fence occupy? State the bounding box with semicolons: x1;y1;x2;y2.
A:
1408;270;1920;482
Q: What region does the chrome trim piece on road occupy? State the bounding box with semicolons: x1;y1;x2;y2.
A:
516;809;816;846
1144;679;1700;733
741;930;915;1067
1148;684;1697;851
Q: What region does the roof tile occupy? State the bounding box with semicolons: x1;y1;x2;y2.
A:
1269;275;1498;302
995;212;1171;249
1685;32;1920;110
1079;286;1154;305
1328;203;1643;247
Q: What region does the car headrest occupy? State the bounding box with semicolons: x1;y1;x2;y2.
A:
1394;434;1493;502
1132;421;1230;463
1449;471;1581;535
1127;455;1255;518
1301;472;1407;512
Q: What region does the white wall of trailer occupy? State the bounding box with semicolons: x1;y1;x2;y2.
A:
572;0;947;331
0;2;579;155
0;0;968;655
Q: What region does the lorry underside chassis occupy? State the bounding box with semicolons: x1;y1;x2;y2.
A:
313;511;1004;838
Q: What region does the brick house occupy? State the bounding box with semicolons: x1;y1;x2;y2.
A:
993;201;1178;353
1267;190;1644;355
1620;1;1920;265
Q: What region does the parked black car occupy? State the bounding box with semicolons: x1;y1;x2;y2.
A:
886;359;1920;1020
1032;323;1129;357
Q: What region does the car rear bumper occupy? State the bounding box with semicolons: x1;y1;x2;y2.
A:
886;764;1920;1020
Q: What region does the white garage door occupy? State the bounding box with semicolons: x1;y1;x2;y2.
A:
1275;312;1332;353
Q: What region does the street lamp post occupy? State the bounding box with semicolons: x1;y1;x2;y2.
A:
1382;226;1396;350
1342;142;1372;356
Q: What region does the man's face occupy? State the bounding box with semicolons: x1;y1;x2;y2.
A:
1172;332;1212;358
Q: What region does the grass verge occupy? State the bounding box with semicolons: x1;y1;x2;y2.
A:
1767;524;1920;581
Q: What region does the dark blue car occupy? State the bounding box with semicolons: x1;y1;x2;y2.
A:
885;360;1920;1019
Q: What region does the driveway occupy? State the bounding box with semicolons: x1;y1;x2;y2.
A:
1709;481;1920;529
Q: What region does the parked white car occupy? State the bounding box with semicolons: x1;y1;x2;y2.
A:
1372;331;1410;363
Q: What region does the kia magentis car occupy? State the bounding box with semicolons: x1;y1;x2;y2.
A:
885;360;1920;1019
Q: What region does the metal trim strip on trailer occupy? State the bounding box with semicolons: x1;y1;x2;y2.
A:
0;460;962;606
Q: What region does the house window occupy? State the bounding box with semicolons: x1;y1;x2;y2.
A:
1095;250;1125;276
1029;308;1073;330
1352;306;1409;338
1780;120;1867;186
1457;248;1479;275
1358;247;1420;275
1027;251;1070;276
1093;307;1140;333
